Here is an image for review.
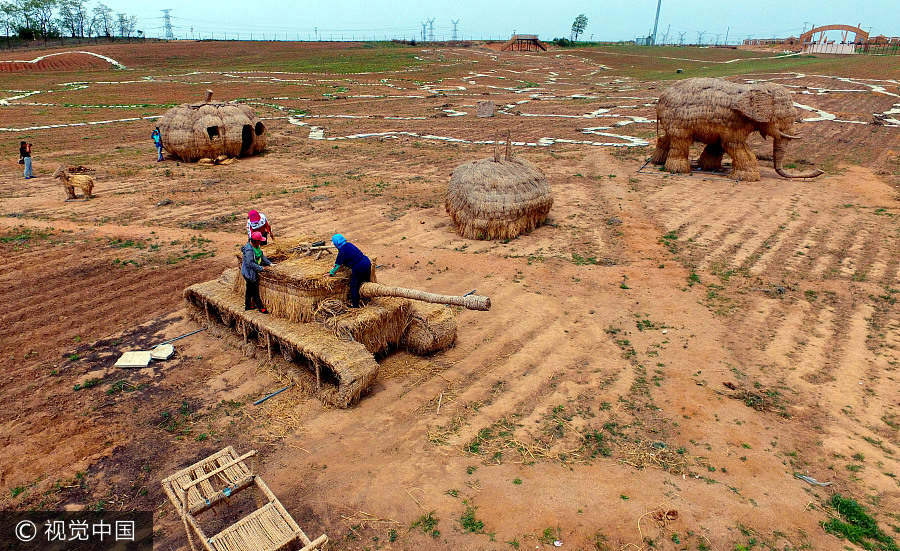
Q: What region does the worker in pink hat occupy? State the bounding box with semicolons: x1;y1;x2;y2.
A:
246;209;273;244
241;231;272;313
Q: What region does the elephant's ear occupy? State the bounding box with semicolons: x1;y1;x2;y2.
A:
734;90;774;123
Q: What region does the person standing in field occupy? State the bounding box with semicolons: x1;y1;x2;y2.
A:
20;141;32;179
151;127;163;162
246;210;273;244
328;234;371;308
241;231;272;313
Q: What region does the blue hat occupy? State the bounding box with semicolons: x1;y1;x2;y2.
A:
332;234;346;248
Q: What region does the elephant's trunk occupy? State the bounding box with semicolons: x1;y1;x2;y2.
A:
773;136;825;179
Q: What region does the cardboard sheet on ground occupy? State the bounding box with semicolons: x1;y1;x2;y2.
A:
150;344;175;360
114;350;152;368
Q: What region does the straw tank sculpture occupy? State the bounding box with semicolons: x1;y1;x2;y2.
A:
650;78;823;181
446;144;553;240
53;164;94;199
185;241;490;407
157;90;267;162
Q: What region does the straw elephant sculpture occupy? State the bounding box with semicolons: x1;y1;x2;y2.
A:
650;78;823;181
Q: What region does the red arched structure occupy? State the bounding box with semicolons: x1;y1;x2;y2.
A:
799;24;868;44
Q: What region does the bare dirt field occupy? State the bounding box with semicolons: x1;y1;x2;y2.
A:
0;41;898;551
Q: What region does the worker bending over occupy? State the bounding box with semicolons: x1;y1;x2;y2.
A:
328;233;370;308
241;231;272;313
246;209;273;244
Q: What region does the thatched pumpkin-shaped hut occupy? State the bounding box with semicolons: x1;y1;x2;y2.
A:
157;90;266;162
446;157;553;240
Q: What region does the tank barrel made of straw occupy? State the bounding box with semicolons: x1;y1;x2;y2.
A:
360;282;491;311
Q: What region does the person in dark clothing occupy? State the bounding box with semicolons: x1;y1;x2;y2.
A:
20;141;32;179
241;231;273;313
328;233;371;308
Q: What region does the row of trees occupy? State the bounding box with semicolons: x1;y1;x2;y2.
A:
0;0;140;40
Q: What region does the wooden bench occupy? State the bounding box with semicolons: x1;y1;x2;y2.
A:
162;446;327;551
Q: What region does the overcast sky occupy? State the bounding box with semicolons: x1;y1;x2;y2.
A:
101;1;898;43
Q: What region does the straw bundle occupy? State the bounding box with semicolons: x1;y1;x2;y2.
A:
185;277;378;408
401;303;457;355
157;90;267;162
320;297;411;355
446;158;553;240
229;256;350;323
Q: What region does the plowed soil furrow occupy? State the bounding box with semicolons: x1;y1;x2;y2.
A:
3;244;96;277
786;305;835;389
727;296;780;353
763;301;811;356
827;303;876;410
447;318;615;446
810;215;859;279
849;228;885;283
809;298;859;383
750;210;822;278
880;247;900;286
696;200;790;271
3;260;162;325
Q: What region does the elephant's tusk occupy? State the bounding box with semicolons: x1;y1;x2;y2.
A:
778;131;802;140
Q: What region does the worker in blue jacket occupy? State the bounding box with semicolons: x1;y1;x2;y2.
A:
328;233;370;308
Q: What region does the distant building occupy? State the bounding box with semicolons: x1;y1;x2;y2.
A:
501;34;547;52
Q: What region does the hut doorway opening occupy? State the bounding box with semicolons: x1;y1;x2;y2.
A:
255;122;265;136
207;126;220;140
241;124;253;154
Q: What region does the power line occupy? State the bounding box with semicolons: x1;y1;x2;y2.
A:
451;19;459;41
427;18;435;42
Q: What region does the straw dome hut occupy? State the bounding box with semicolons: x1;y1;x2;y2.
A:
446;157;553;240
157;90;266;162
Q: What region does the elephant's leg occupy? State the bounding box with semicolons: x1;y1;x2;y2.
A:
664;136;692;174
723;141;760;182
698;142;725;171
650;133;670;165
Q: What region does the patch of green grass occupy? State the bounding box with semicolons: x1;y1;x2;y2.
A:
446;488;459;497
0;226;52;245
571;253;600;266
459;502;485;533
73;378;101;391
822;494;897;550
512;478;522;485
539;526;560;545
10;485;26;498
106;380;137;395
411;511;440;539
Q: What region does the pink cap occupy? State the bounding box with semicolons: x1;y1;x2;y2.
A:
251;231;264;242
248;210;260;223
